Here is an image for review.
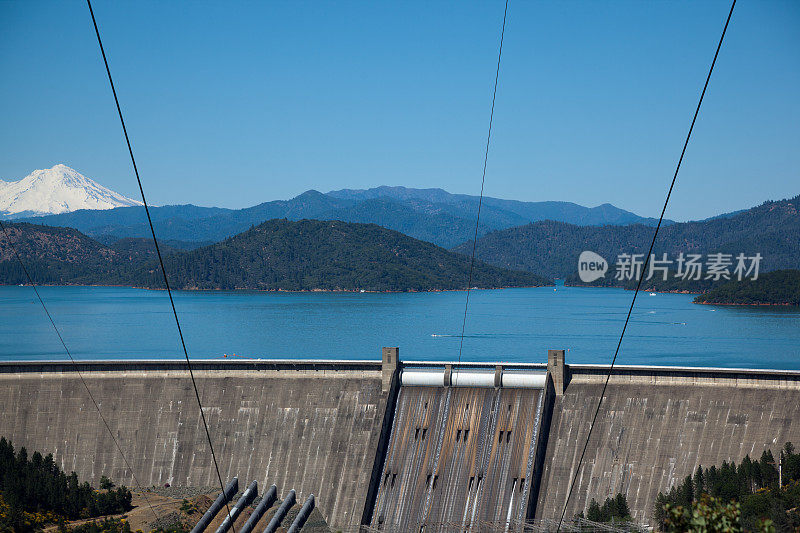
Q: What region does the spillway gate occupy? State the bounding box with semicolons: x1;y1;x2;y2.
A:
369;363;550;532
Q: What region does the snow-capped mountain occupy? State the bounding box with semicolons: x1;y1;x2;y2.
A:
0;164;142;218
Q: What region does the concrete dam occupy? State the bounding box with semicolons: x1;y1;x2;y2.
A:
2;348;800;530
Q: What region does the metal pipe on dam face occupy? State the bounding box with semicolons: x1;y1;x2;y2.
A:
190;477;239;533
214;480;258;533
501;371;547;389
240;484;277;533
400;370;447;387
287;494;316;533
401;369;546;388
263;489;296;533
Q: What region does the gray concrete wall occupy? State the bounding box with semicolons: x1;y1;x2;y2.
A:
6;359;800;530
534;365;800;527
0;360;389;530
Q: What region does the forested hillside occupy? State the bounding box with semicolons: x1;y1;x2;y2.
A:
128;219;551;291
319;197;479;248
0;220;549;291
456;195;800;282
694;269;800;305
0;223;130;285
327;186;667;226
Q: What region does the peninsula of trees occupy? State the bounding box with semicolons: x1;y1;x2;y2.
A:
693;269;800;306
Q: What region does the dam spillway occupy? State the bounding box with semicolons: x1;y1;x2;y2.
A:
2;351;800;530
370;366;547;531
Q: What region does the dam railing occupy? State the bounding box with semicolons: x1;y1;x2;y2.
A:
0;359;383;373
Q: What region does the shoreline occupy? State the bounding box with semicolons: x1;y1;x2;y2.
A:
1;282;554;294
694;300;799;307
563;282;703;295
9;283;797;305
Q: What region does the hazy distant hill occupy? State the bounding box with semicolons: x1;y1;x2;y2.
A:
129;219;551;291
327;186;668;226
0;220;550;291
327;186;669;246
19;186;664;249
455;195;800;280
20;190;352;246
319;197;480;248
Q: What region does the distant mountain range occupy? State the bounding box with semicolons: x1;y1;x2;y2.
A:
454;195;800;281
0;165;141;218
0;220;550;291
5;164;796;294
16;186;669;249
328;185;668;227
11;166;668;249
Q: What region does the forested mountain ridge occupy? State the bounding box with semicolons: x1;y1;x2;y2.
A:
318;197;480;248
327;186;668;226
18;187;664;249
0;222;113;264
455;195;800;281
0;223;131;285
0;220;550;291
127;219;551;291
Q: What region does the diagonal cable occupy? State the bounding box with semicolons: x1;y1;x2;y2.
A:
85;1;236;529
458;0;509;365
556;1;736;529
0;220;160;523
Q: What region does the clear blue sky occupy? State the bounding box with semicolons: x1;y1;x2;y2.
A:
1;1;797;221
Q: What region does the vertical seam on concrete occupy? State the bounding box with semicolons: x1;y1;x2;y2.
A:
360;361;402;525
528;375;557;520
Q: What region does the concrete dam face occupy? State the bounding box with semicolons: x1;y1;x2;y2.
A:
0;360;391;529
534;365;800;524
2;351;800;530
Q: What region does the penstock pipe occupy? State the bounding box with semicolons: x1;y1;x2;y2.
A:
239;484;278;533
286;494;315;533
214;480;258;533
190;477;239;533
262;489;296;533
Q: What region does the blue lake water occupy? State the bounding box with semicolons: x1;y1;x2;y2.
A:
1;284;799;369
